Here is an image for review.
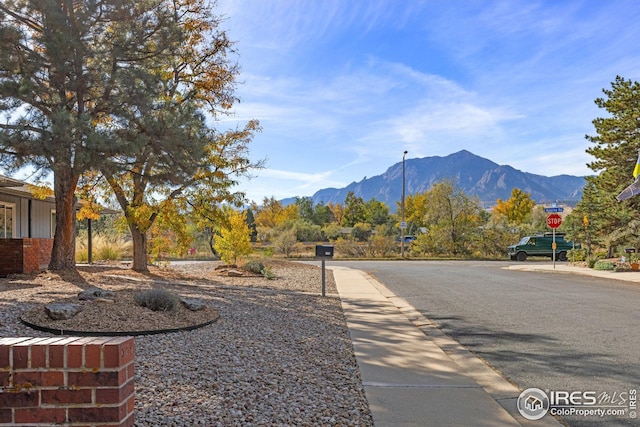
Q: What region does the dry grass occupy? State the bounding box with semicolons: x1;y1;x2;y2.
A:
75;234;133;262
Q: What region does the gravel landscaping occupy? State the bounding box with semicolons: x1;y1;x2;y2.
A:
0;260;373;426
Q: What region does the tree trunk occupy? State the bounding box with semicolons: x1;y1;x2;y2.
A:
130;224;149;272
208;231;221;259
48;168;80;271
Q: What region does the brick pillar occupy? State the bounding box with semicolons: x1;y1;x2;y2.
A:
0;336;135;426
37;238;54;269
21;238;53;274
21;239;39;274
0;239;23;276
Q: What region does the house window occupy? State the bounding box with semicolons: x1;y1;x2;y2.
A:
51;210;56;238
0;203;16;238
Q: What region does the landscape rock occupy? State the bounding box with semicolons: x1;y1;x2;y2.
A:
45;303;84;320
215;264;237;270
78;287;116;301
225;269;244;277
180;297;207;311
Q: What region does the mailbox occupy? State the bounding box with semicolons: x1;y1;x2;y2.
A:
315;244;334;258
625;248;636;254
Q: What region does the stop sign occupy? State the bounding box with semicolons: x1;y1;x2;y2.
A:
546;213;562;229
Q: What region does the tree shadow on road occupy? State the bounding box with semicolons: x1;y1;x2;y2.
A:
425;313;640;388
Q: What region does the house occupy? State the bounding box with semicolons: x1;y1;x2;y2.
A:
0;174;57;275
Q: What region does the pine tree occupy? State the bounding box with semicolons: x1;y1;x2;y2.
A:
0;0;186;269
577;76;640;253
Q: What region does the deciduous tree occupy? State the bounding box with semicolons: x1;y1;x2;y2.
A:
398;192;428;228
253;197;298;229
97;1;261;271
327;202;344;225
214;210;252;265
342;192;367;227
421;179;483;256
493;188;535;224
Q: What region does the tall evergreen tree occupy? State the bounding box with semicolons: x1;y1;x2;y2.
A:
0;0;184;269
312;201;333;225
364;199;390;226
295;197;315;222
577;76;640;253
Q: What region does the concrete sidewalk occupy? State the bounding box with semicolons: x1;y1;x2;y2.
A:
331;266;563;427
507;262;640;283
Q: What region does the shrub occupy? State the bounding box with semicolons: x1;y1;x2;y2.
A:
366;234;396;257
568;248;587;262
293;220;324;241
593;260;615;271
334;237;366;258
134;289;179;312
261;266;276;280
291;242;307;256
351;223;372;242
273;228;297;256
594;250;608;259
323;223;344;241
243;260;266;274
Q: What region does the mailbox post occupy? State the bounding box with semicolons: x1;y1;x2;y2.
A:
315;245;334;296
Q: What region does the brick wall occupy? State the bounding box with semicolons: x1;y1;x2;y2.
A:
0;238;53;275
0;336;135;426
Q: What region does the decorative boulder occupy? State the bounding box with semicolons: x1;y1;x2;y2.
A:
45;303;84;320
180;297;207;311
215;264;237;270
225;269;244;277
78;287;116;301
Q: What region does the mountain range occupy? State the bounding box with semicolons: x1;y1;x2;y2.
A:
283;150;587;210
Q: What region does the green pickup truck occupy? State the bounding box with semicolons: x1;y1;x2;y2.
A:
508;233;579;261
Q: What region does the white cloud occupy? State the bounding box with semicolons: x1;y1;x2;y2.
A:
239;167;348;202
215;0;640;202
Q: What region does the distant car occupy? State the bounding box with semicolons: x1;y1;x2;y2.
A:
398;235;416;243
508;233;579;261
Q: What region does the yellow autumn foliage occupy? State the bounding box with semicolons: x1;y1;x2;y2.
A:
214;211;253;265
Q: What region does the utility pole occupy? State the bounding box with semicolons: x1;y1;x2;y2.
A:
401;150;408;257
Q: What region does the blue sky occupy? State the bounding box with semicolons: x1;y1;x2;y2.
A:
216;1;640;203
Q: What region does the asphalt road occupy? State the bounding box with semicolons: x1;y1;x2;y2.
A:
326;260;640;427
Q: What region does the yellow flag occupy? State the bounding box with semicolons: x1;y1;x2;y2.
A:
634;150;640;178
